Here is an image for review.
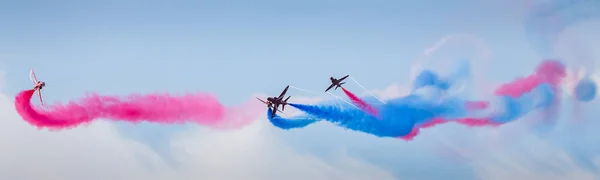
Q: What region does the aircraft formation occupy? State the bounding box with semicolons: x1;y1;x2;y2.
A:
256;75;350;117
20;60;595;141
28;68;349;118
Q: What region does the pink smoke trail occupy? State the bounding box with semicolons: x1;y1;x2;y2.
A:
15;89;261;130
464;101;489;110
494;60;566;125
494;60;566;97
340;87;378;117
400;117;500;141
399;101;496;141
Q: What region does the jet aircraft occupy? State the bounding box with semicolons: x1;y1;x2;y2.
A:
325;75;349;92
256;85;291;117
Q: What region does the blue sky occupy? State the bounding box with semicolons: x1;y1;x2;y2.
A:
1;0;599;179
0;0;541;100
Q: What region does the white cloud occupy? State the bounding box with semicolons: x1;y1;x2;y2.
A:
420;97;600;179
367;84;410;100
469;133;599;180
0;81;395;180
415;34;492;80
167;120;395;180
0;94;165;180
415;110;600;180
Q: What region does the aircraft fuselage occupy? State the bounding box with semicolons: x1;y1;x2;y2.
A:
330;77;341;85
34;81;46;90
267;97;285;104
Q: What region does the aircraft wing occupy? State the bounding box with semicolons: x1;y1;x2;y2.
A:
278;85;289;99
271;111;277;118
256;97;268;104
339;75;349;81
256;97;274;109
270;107;285;118
29;69;38;84
268;102;286;118
37;90;44;105
325;84;335;92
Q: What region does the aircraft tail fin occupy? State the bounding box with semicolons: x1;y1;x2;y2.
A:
335;82;346;90
282;96;291;110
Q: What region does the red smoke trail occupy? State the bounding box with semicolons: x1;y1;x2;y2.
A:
452;62;565;128
14;89;261;130
399;100;495;141
340;87;378;116
399;117;499;141
494;60;566;97
464;101;489;110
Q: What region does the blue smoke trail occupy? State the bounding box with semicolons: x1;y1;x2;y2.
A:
288;102;418;137
267;110;319;129
489;83;557;123
269;93;475;138
268;62;561;139
278;83;556;138
412;60;471;92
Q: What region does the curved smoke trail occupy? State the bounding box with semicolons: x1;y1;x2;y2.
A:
268;60;565;140
14;89;262;130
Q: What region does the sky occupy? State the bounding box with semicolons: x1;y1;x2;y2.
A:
1;0;600;179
